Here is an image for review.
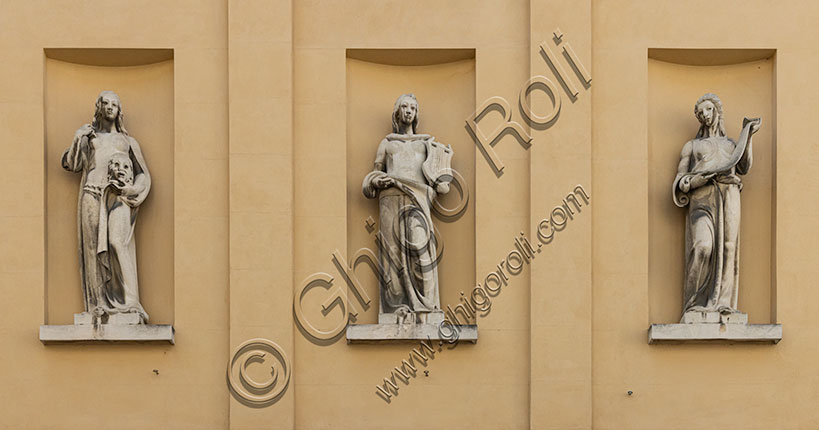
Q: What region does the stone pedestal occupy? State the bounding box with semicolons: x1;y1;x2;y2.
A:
346;322;477;344
350;310;476;343
40;314;174;344
73;312;94;325
649;312;781;344
107;312;142;325
680;310;748;325
73;312;143;325
377;310;445;325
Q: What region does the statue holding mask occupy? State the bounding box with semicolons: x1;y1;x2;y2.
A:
61;91;152;324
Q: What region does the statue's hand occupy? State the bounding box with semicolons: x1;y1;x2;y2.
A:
373;176;395;190
686;173;715;190
111;181;141;205
74;124;94;138
749;120;761;135
744;117;761;136
71;124;95;152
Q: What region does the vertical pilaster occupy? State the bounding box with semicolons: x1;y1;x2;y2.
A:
228;1;295;428
529;1;593;428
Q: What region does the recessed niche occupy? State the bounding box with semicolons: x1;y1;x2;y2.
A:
345;49;476;324
44;48;174;325
647;49;776;324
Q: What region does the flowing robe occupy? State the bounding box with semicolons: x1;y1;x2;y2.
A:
62;131;151;322
673;124;753;317
362;133;445;315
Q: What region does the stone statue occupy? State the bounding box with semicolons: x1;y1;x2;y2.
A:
62;91;151;324
362;94;453;324
672;93;761;323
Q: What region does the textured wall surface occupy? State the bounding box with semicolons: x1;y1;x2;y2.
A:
0;1;817;429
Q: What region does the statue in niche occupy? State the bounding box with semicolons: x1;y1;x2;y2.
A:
362;94;453;324
62;91;151;323
672;93;760;322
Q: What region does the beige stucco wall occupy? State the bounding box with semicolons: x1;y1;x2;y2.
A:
593;1;819;428
291;2;533;427
0;1;229;428
0;0;818;429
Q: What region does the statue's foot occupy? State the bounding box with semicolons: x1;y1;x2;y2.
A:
717;306;738;315
394;307;410;324
125;306;149;324
109;306;149;324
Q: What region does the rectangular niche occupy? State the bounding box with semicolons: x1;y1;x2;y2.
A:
647;48;776;324
44;48;174;325
345;49;476;324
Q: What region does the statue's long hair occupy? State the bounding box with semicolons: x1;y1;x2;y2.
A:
92;90;128;135
694;93;725;138
392;93;419;134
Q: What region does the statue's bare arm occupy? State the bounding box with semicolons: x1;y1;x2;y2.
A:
675;141;693;192
363;139;394;198
373;139;387;171
676;140;711;192
370;139;394;190
62;124;95;172
736;120;759;175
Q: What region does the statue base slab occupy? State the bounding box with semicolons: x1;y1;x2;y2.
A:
378;310;445;325
346;323;477;344
74;312;142;325
74;312;93;325
648;323;781;344
39;324;175;344
108;313;142;325
680;310;748;324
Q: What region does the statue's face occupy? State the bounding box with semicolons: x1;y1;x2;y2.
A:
397;97;417;126
99;94;120;122
696;100;717;127
108;155;134;185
